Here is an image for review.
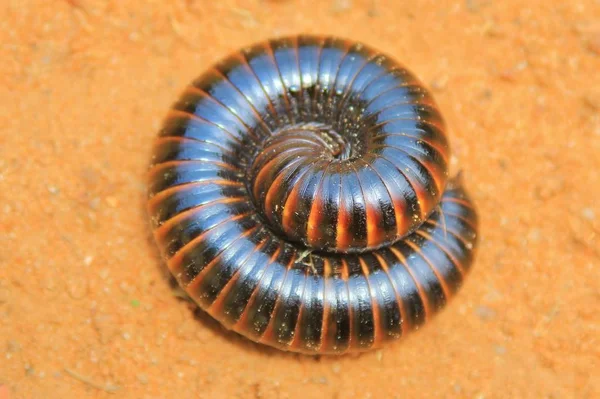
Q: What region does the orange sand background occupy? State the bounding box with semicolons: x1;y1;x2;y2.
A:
1;1;599;398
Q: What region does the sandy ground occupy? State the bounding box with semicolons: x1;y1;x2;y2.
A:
1;0;599;398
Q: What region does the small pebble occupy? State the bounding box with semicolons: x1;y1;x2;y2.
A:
312;376;328;384
25;364;35;376
6;340;21;353
475;306;496;321
332;363;341;374
137;373;149;384
92;314;120;344
581;208;595;221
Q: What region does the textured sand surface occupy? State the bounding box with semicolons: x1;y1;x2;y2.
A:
1;0;599;397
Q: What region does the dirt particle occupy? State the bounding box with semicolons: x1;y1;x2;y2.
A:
25;363;35;376
83;255;94;266
230;7;258;28
368;0;378;17
475;306;496;321
92;313;120;344
431;75;449;92
311;376;328;384
581;208;595;221
64;368;120;393
88;197;101;210
332;362;341;374
6;340;21;353
331;0;352;14
137;373;149;384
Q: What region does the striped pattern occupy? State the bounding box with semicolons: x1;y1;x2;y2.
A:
147;35;478;354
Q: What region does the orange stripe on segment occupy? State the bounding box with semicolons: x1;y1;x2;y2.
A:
442;197;474;209
259;249;297;346
147;160;240;178
147;180;243;210
438;210;478;231
336;205;351;251
409;178;431;221
319;259;332;352
183;85;211;99
353;161;381;248
165;109;243;144
371;134;449;165
374;252;406;335
392;196;407;237
389;247;431;323
153;197;245;239
361;158;404;245
166;214;253;278
235;52;278;117
289;268;309;352
307;164;330;247
184;225;260;294
340;259;353;352
306;197;323;246
234;244;282;330
210;67;272;134
379;155;430;223
264;42;294;123
416;230;465;276
358;257;381;346
281;174;305;234
405;240;451;300
252;151;310;203
423;219;474;249
418;159;447;198
182;85;260;137
153;135;233;154
207;238;270;320
264;162;311;228
340;259;349;280
365;203;382;248
252;162;275;202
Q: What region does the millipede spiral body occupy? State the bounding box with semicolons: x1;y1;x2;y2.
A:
147;35;478;354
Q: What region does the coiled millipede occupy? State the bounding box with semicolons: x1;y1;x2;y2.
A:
147;35;478;355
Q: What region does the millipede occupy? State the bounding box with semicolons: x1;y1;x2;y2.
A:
147;35;479;354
